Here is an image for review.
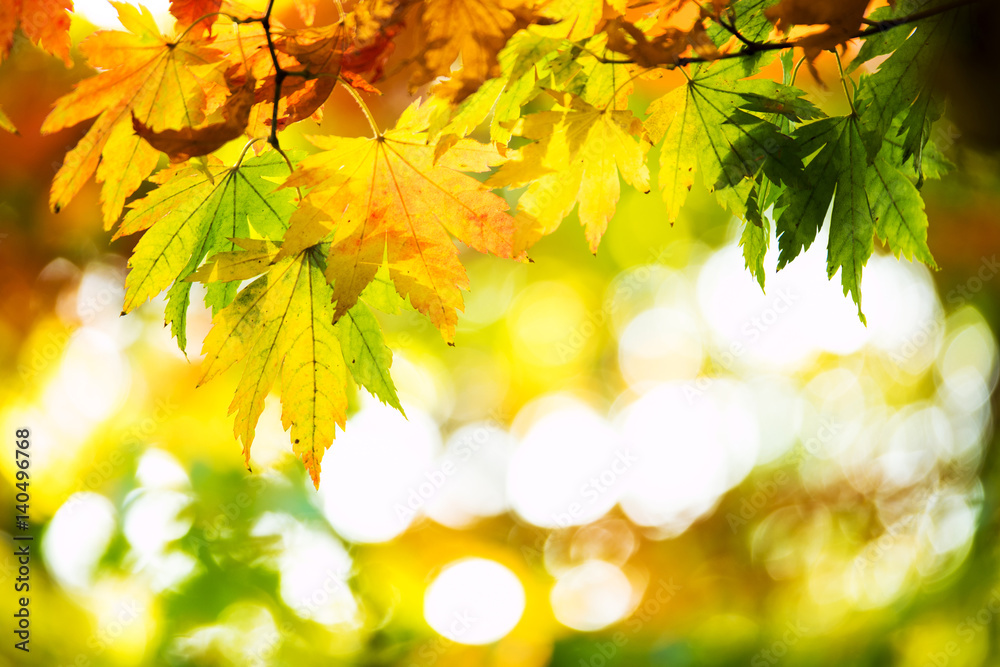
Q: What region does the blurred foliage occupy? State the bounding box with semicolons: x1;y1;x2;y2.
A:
2;2;1000;667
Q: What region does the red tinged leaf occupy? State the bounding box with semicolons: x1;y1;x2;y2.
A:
133;77;256;161
41;2;227;227
169;0;223;34
280;98;518;342
0;0;73;67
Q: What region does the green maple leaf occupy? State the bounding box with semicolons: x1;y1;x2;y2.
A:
192;240;403;418
773;115;874;322
706;0;782;79
867;152;937;268
848;5;909;73
337;298;403;414
772;117;843;267
117;150;299;351
197;244;347;489
440;31;564;144
645;64;813;225
856;0;965;163
741;175;770;289
826;117;873;324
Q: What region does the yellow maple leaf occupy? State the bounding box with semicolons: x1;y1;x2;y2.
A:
279;97;518;343
198;243;349;488
410;0;546;101
487;91;650;254
41;2;226;228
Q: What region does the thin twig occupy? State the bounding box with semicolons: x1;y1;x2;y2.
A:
715;15;759;48
595;0;984;67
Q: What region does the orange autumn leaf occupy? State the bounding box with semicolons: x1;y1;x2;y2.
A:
278;97;518;342
133;76;256;161
169;0;223;34
606;17;719;67
0;0;73;67
225;18;393;139
410;0;549;101
41;1;227;228
766;0;875;67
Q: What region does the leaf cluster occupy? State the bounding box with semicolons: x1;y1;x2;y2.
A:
14;0;971;483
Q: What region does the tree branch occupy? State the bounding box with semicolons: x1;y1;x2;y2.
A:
597;0;985;67
233;0;307;150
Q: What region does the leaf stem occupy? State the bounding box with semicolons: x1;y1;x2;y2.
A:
339;78;381;136
271;143;303;201
835;53;857;116
234;137;264;167
606;67;653;111
790;55;806;87
173;12;238;42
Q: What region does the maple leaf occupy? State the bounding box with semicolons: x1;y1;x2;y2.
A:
705;0;783;78
192;244;403;413
605;18;720;67
865;118;941;267
337;290;404;413
867;153;935;268
41;2;227;228
487;91;650;254
169;0;222;35
117;150;298;350
740;174;770;289
544;32;638;109
766;0;872;67
133;76;256;161
0;0;74;67
279;98;517;342
439;31;564;144
223;17;394;140
410;0;548;101
440;28;636;146
856;1;963;164
645;63;811;225
198;244;349;488
772;115;873;321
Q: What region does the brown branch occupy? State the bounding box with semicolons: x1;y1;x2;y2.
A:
233;0;318;150
596;0;986;67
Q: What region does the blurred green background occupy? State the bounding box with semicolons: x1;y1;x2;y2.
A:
2;2;1000;666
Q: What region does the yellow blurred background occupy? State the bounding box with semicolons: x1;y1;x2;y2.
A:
3;2;1000;666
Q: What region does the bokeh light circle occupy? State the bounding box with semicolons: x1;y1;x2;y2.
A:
424;558;525;644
